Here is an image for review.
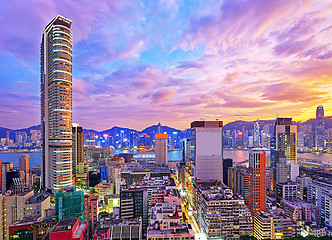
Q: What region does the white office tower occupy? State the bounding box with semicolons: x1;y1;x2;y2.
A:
155;133;168;165
191;121;223;182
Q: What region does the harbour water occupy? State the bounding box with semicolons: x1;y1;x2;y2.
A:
0;150;331;168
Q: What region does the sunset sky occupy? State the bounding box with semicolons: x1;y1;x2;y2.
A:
0;0;332;131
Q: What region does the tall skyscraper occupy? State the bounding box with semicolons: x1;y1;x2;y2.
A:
315;105;325;150
253;121;260;148
270;118;297;169
41;16;73;191
72;123;84;182
155;133;168;165
191;121;223;182
248;150;266;214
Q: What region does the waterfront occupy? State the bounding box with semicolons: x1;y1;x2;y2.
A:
1;150;331;168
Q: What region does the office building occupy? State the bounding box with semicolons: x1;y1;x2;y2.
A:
307;178;332;225
296;174;312;201
190;121;223;181
120;187;148;236
228;166;249;204
297;132;305;151
248;150;266;214
154;133;168;165
19;155;30;183
222;158;233;186
315;105;325;150
276;157;299;184
253;210;295;240
41;15;73;191
276;182;297;207
1;162;13;192
270;118;297;168
55;186;84;221
182;138;191;161
72;123;84;183
253;121;260;148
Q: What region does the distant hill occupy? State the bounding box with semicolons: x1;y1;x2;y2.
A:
1;116;332;139
100;126;138;136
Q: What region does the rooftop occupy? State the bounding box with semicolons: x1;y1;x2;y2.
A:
73;221;87;239
52;218;77;232
148;223;192;235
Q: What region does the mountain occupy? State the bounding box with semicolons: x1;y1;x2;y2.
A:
1;116;332;139
140;124;191;139
0;127;15;139
100;126;137;136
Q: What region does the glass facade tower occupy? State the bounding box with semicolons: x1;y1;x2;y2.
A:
315;105;325;150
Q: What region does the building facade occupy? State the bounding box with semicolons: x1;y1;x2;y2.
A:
270;118;297;169
154;133;168;165
315;105;325;150
248;150;266;214
190;121;223;182
41;15;73;191
72;123;84;183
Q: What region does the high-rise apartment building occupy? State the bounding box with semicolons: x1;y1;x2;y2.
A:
41;16;73;191
248;150;266;214
154;133;168;165
72;123;84;183
315;105;325;150
195;183;253;239
190;121;223;182
270;118;297;169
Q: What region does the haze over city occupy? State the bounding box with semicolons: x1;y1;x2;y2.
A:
0;0;332;131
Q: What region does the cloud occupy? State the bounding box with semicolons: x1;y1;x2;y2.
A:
151;87;177;104
1;0;332;130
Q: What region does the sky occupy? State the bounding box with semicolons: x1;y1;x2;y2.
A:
0;0;332;131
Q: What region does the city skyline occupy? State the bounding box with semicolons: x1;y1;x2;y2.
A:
0;1;332;131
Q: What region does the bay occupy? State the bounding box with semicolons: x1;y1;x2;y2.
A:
1;150;331;168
